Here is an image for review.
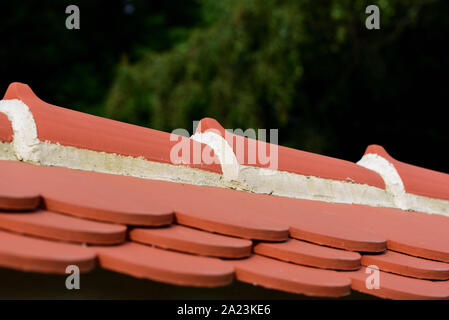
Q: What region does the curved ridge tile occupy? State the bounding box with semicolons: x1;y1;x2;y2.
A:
2;82;221;173
195;117;385;188
254;239;361;270
362;144;449;202
0;180;40;211
0;230;96;274
361;251;449;280
229;254;351;298
345;266;449;300
130;224;252;258
62;162;289;241
95;242;234;287
0;210;127;245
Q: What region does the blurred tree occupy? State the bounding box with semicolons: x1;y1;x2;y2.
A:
106;0;449;172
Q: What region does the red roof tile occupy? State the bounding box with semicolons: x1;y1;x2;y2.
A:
345;267;449;300
0;210;127;245
0;113;12;142
196;118;385;188
0;230;96;274
0;180;40;211
229;254;352;297
1;82;449;299
253;239;361;270
364;144;449;201
361;250;449;280
3;82;221;173
130;225;252;258
95;242;234;287
1;160;174;226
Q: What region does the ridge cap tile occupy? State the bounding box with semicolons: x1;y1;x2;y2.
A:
130;224;252;258
361;250;449;280
195;117;386;189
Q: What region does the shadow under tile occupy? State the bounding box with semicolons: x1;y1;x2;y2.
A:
0;267;377;300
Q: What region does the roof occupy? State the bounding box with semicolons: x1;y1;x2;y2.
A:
1;82;449;299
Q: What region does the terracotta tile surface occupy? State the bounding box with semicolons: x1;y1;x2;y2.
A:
180;183;388;251
278;198;449;262
345;267;449;300
0;230;96;274
196;118;385;188
254;239;361;270
95;242;234;287
337;205;449;262
0;161;174;226
364;145;449;201
0;210;127;245
130;225;252;258
0;181;41;211
361;250;449;280
229;254;352;297
1;82;449;299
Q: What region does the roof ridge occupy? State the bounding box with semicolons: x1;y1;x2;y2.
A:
0;83;448;216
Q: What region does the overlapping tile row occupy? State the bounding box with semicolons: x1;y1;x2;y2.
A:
1;158;449;299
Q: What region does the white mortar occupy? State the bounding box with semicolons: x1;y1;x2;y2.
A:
0;99;40;162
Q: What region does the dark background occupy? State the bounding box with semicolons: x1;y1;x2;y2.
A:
1;0;447;172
